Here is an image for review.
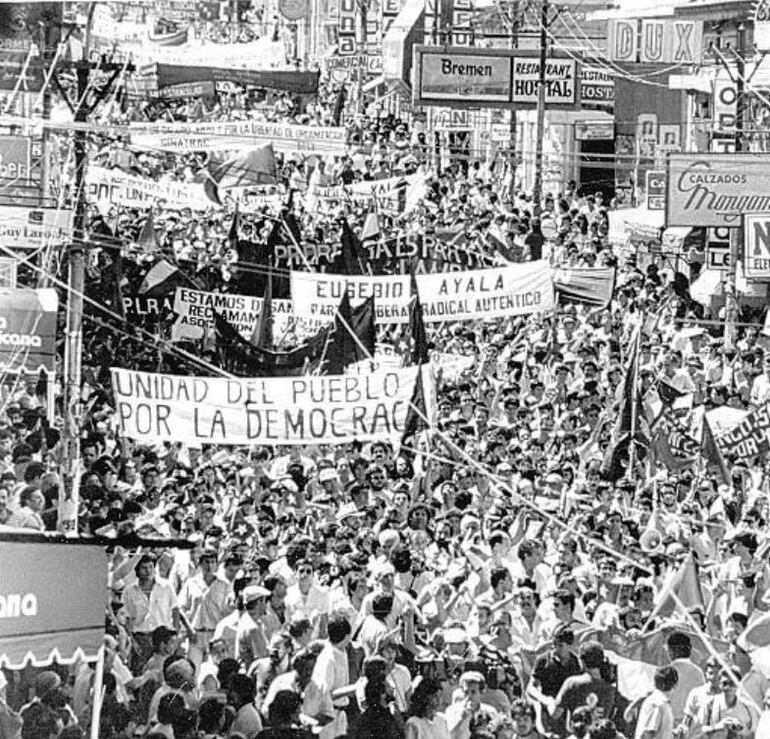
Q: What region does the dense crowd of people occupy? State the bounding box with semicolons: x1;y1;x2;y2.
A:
3;42;770;739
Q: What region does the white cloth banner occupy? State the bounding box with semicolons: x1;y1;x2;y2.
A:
290;261;554;325
307;175;418;212
172;287;311;341
129;120;347;155
86;166;214;211
430;351;475;382
111;365;433;445
290;273;411;324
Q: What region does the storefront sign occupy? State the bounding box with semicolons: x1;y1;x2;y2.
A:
757;0;770;53
575;120;614;141
608;19;702;64
743;214;770;279
511;57;576;107
666;154;770;227
646;170;666;211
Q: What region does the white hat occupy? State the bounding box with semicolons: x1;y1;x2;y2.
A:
242;585;270;604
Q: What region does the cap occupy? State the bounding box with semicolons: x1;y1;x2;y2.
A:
319;468;338;483
242;585;270;604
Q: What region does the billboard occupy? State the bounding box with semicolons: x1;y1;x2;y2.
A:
0;3;61;92
608;19;702;64
666;154;770;228
0;206;73;248
414;46;580;110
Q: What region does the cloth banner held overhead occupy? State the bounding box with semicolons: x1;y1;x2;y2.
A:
0;288;58;373
717;401;770;461
86;166;215;212
417;261;554;322
129;120;347;156
0;540;105;668
111;365;435;446
172;287;314;341
291;273;411;324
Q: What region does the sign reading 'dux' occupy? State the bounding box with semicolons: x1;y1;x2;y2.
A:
414;46;580;110
666;154;770;228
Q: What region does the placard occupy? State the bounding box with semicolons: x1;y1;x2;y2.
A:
111;365;434;446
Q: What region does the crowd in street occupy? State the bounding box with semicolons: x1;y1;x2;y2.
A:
3;61;770;739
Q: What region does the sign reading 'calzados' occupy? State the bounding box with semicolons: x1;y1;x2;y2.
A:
666;154;770;227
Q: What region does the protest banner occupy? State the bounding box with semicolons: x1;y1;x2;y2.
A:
0;206;73;249
172;287;303;340
717;401;770;461
307;174;418;213
418;261;554;322
290;273;411;324
129;120;347;156
150;63;320;94
430;351;475;382
86;166;215;211
111;365;434;446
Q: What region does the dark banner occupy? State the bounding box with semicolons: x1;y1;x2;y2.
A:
152;64;321;94
272;231;496;274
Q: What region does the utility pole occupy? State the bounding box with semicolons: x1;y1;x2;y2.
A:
724;23;746;351
508;0;519;190
531;0;548;218
59;5;130;535
355;0;369;118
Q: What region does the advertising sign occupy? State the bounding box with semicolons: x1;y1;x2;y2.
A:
581;67;614;112
646;170;666;211
757;0;770;53
338;0;356;55
511;57;577;107
0;288;57;373
112;366;434;446
0;541;105;669
706;227;731;272
608;19;702;63
666;154;770;227
0;206;73;249
713;69;738;134
414;46;580;110
0;135;30;180
575;120;614;141
743;214;770;279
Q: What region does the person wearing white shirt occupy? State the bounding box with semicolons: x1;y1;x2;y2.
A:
304;615;353;739
750;356;770;407
634;664;677;739
122;553;183;673
285;558;330;637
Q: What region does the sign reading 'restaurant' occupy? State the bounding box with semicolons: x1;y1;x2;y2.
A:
666;154;770;227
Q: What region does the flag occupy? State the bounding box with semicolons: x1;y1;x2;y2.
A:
644;553;705;626
405;270;429;366
361;211;380;241
136;211;160;253
403;170;428;215
329;219;367;275
251;271;273;349
323;295;376;375
602;327;642;481
702;412;731;484
553;267;616;309
228;204;240;250
214;312;329;377
209;144;278;191
138;258;183;296
332;84;346;126
400;365;429;458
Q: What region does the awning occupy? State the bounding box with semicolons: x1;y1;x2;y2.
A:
363;75;385;92
0;539;106;668
0;288;58;373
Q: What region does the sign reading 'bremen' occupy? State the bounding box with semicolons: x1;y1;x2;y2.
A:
666;154;770;227
414;46;580;110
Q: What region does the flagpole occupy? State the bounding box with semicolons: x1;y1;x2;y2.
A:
89;644;105;739
628;323;642;475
